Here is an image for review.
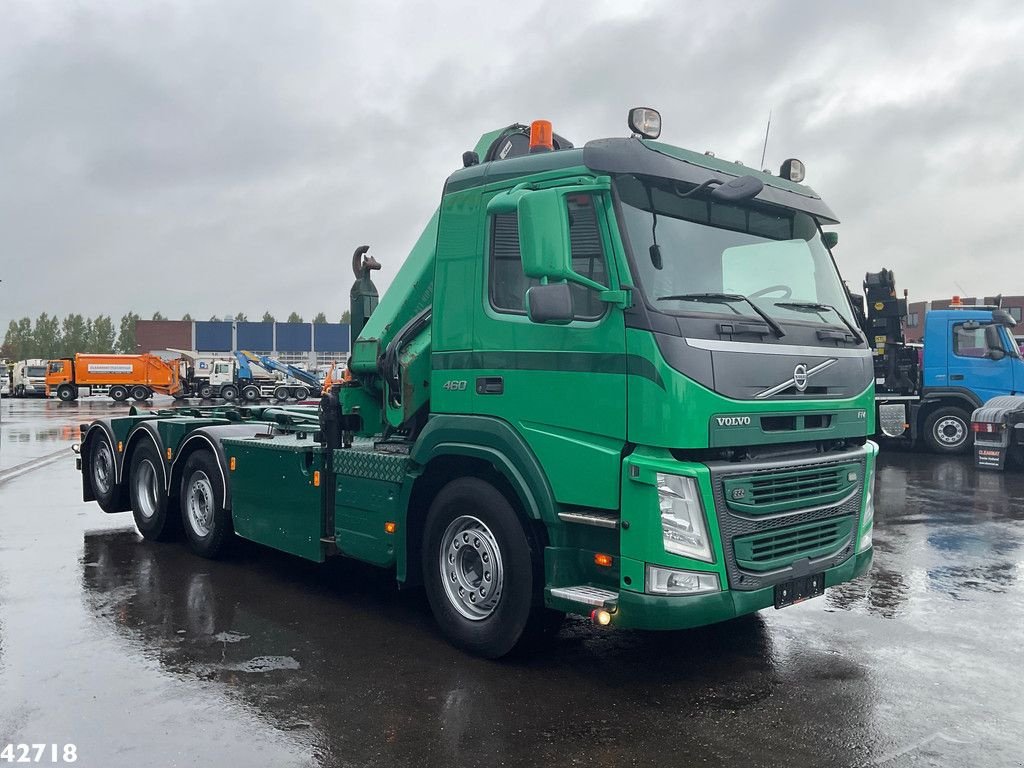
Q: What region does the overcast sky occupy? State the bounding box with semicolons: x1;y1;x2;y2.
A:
2;0;1022;329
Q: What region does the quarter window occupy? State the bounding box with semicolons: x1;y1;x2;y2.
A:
487;194;608;320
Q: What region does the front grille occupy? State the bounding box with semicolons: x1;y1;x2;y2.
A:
722;462;860;516
710;451;866;591
733;517;855;572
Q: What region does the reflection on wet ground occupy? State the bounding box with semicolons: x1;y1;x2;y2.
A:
1;399;1023;766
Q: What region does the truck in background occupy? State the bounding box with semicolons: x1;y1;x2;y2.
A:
75;110;877;657
174;350;312;402
11;359;49;397
858;269;1021;453
45;354;185;402
0;361;10;396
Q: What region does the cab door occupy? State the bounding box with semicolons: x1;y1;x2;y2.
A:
460;190;627;510
947;321;1015;401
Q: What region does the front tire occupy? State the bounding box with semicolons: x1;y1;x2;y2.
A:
180;451;232;559
128;441;178;540
422;477;538;658
57;384;78;402
924;406;971;454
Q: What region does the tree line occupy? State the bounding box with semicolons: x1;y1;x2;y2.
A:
2;310;351;361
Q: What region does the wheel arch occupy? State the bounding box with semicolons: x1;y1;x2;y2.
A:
168;425;271;509
399;415;557;586
81;421;129;511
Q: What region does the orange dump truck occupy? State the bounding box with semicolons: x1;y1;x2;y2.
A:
46;354;184;402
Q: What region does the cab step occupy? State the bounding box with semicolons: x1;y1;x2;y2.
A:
548;585;618;608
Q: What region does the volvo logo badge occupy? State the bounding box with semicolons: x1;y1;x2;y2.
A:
793;364;809;392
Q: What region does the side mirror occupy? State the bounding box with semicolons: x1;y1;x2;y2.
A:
822;231;839;249
526;282;573;324
984;324;1006;359
515;186;609;291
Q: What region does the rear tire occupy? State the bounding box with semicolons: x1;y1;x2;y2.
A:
198;384;214;399
109;385;128;402
221;384;238;402
242;384;261;402
924;406;971;454
274;386;291;401
292;386;310;400
57;384;78;402
89;432;121;512
422;477;539;658
129;441;178;540
131;385;150;402
180;451;232;559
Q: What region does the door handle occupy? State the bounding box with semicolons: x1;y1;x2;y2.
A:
950;374;964;381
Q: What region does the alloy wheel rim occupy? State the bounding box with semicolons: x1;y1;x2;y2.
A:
135;459;160;520
439;515;504;621
187;471;215;538
935;417;965;445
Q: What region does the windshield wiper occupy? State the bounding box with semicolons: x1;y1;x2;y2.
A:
773;301;863;342
658;293;785;338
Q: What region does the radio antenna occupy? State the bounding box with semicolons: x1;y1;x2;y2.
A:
759;109;772;170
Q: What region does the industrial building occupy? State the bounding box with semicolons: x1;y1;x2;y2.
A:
135;319;350;366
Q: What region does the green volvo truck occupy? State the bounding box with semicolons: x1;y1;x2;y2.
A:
76;109;876;657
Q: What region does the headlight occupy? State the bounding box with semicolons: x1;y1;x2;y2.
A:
657;473;712;562
646;565;720;595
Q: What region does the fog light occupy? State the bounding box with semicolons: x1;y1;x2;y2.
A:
646;565;720;595
591;609;612;626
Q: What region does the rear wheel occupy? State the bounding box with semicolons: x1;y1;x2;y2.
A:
131;385;150;402
109;385;128;402
242;384;261;402
57;384;78;402
180;451;232;558
422;477;540;658
221;384;238;402
274;386;291;401
89;432;120;512
129;441;178;540
198;384;214;399
292;386;310;401
924;406;971;454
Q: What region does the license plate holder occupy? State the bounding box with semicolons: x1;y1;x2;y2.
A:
774;573;825;609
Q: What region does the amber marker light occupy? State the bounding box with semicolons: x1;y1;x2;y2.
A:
166;447;173;460
117;441;123;452
313;470;320;487
594;553;614;568
529;119;553;153
384;521;397;534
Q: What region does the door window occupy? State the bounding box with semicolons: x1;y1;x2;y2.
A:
952;324;987;358
487;194;608;320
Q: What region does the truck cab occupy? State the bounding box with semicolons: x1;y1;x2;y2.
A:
924;309;1023;401
12;359;48;397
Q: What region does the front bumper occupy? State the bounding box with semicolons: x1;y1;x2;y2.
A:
611;548;872;630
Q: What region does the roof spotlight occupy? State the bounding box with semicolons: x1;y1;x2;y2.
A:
628;107;661;140
780;158;805;183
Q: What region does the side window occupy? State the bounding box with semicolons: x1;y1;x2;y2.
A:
952;324;987;358
487;193;609;320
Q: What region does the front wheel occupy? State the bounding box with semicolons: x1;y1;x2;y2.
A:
180;451;233;558
129;441;178;540
924;406;972;454
57;384;78;402
422;477;539;658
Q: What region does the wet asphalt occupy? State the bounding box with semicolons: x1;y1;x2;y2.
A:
0;396;1022;768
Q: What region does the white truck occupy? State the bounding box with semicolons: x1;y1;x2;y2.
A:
12;359;49;397
171;350;305;402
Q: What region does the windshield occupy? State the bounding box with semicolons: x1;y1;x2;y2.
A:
615;175;856;327
27;366;47;377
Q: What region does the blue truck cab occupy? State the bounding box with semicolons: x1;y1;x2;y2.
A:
923;309;1024;403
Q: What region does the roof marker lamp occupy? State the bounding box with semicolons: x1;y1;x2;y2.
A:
779;158;805;183
529;119;554;153
657;473;712;562
628;107;661;139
